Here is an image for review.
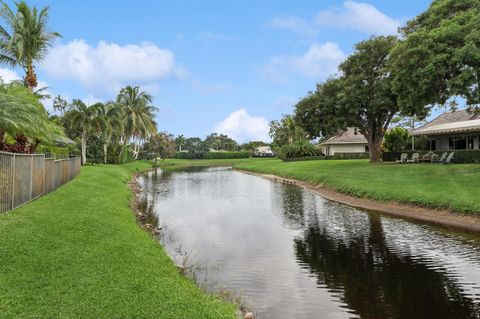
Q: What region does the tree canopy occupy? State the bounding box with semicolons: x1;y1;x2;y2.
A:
391;0;480;112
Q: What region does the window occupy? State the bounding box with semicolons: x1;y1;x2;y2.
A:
467;136;474;150
365;145;369;153
428;139;437;151
448;135;475;150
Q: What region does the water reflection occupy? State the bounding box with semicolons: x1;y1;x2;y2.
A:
138;167;480;319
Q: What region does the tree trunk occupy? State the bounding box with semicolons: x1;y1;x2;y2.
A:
81;130;87;166
103;143;108;164
367;132;384;163
133;143;140;160
25;61;38;91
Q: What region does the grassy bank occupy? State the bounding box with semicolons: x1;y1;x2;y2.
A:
0;162;236;318
160;158;480;213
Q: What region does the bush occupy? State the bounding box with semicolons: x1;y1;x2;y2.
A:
203;151;250;159
175;151;250;159
383;127;409;152
326;152;369;160
36;145;70;159
283;156;325;162
277;141;322;160
383;150;480;164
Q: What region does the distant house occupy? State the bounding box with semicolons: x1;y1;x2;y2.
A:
412;110;480;151
254;146;274;157
319;127;369;156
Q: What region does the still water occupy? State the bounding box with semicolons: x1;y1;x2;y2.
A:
137;167;480;319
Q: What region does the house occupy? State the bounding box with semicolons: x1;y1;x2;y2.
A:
412;110;480;151
319;127;369;156
253;146;274;157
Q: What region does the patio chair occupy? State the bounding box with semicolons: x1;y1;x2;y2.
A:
441;152;455;164
432;152;448;164
420;152;435;163
406;153;420;164
395;153;408;164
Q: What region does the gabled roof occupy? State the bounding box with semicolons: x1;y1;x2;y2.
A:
413;110;480;136
320;127;368;145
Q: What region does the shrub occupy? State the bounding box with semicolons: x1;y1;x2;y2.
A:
36;145;70;159
203;151;250;159
383;127;409;152
383;150;480;164
327;152;369;160
277;141;322;160
175;151;250;159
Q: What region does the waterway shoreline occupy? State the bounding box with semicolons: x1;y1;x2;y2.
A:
234;168;480;234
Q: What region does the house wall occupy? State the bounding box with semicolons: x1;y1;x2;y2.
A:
322;144;368;156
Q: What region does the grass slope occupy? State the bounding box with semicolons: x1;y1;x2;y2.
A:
160;158;480;213
0;162;236;319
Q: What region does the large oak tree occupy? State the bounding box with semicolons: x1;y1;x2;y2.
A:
295;36;401;162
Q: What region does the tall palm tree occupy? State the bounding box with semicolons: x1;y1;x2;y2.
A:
116;86;158;160
69;100;105;165
0;0;61;90
97;102;123;164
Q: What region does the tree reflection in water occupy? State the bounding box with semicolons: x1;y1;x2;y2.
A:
294;209;480;319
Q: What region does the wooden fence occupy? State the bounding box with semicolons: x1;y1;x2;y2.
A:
0;151;81;214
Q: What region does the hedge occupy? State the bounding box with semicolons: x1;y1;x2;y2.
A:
283;156;326;162
383;150;480;164
175;151;250;159
327;152;369;160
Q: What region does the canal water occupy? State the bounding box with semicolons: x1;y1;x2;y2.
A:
137;167;480;319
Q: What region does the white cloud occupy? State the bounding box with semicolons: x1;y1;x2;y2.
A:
41;39;185;93
269;1;400;37
265;42;346;82
213;108;270;143
315;1;400;35
0;67;21;83
268;17;317;38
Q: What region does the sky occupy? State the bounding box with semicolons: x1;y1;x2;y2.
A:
0;0;433;143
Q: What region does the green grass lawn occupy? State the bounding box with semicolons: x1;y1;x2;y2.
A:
161;158;480;213
0;162;236;319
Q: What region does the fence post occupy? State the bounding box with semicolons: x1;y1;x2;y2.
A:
30;155;33;201
11;153;15;210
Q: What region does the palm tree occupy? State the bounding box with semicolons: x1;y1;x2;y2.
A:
175;134;186;152
0;0;61;90
116;86;158;160
0;81;65;151
97;102;123;164
69;100;105;165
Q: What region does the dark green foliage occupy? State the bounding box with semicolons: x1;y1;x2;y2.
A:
36;145;69;159
283;156;325;162
391;0;480;112
204;133;238;151
175;151;250;159
269;114;308;147
277;140;322;160
383;127;410;152
383;150;480;164
326;153;369;160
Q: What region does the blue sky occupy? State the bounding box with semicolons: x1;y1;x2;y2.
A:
1;0;432;142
